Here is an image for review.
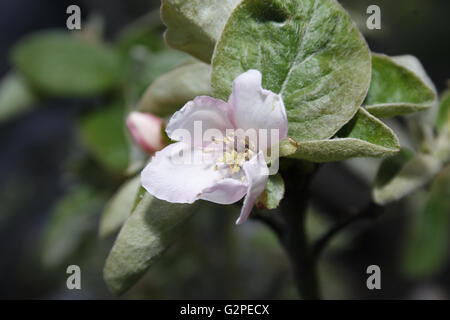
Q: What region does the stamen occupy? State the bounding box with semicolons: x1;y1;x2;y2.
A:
213;133;256;181
212;137;222;144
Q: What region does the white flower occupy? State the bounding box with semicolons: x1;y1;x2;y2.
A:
126;112;166;154
141;70;288;224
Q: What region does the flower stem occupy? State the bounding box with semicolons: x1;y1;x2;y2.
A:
253;159;320;299
278;159;320;300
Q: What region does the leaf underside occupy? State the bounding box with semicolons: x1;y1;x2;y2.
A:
103;194;198;295
290;108;400;162
161;0;240;63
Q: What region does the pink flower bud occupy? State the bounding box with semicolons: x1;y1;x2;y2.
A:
126;112;166;154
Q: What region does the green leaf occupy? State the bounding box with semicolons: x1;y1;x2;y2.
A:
128;50;189;98
256;174;285;210
373;148;414;188
212;0;371;142
78;102;129;174
436;89;450;131
12;31;120;96
402;165;450;278
373;152;442;205
99;175;142;238
290;108;400;162
364;54;436;118
42;185;104;268
115;10;165;56
161;0;240;63
104;194;198;295
0;73;38;123
137;61;211;117
279;137;299;157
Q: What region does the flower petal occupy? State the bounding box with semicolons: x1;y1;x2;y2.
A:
235;151;269;225
126;112;165;154
141;142;222;204
166;96;234;146
229;70;288;149
200;178;247;204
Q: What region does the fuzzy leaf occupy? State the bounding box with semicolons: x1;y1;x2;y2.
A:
373;152;442;205
436;90;450;132
161;0;240;63
279;137;299;157
402;165;450;278
12;31;120;96
78;102;129;174
0;73;38;123
290;108;400;162
212;0;371;142
137;62;211;117
99;175;142;238
104;194;198;295
364;54;436;118
256;174;285;210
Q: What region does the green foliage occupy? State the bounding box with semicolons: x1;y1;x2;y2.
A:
402;166;450;278
256;174;285;210
290;108;400;162
437;89;450;131
137;61;211;117
104;194;199;295
41;185;104;268
115;10;166;56
161;0;240;63
78;102;129;174
2;0;444;299
0;72;38;123
12;31;120;96
364;54;436;118
212;0;371;142
124;49;189;101
99;175;142;238
278;138;299;157
373;151;442;205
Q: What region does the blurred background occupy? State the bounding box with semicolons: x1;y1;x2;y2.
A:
0;0;449;299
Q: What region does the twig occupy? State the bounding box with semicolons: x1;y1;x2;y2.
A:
312;202;382;259
258;159;320;299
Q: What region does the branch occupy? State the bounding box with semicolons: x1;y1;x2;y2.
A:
312;202;382;259
277;159;320;299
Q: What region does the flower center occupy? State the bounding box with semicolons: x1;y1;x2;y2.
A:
211;132;255;181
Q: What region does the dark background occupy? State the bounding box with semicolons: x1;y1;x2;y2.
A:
0;0;449;299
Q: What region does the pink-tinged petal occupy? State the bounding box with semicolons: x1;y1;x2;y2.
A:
126;112;165;154
236;151;269;225
141;142;222;204
200;178;247;204
229;70;288;149
166;96;234;146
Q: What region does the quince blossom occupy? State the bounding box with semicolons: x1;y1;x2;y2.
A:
141;70;288;224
